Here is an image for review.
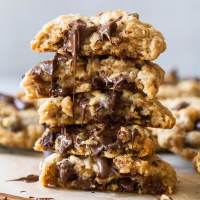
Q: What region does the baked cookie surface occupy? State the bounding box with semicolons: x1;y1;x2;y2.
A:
31;10;166;60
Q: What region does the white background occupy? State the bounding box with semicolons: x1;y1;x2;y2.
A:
0;0;200;92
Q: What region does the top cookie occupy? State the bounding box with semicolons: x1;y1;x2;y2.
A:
31;10;166;60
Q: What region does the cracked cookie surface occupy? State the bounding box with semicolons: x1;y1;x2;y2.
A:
31;10;166;60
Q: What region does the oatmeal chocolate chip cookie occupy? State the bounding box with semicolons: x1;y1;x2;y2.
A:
153;97;200;160
31;10;166;61
21;54;164;99
193;152;200;173
158;70;200;99
0;92;43;149
38;90;175;128
34;124;156;158
40;153;177;194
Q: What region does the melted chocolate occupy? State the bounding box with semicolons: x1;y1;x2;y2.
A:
98;20;117;41
40;132;55;148
0;93;34;110
7;174;39;183
31;61;53;76
56;131;73;154
62;20;96;120
120;178;138;192
57;159;77;183
96;157;114;179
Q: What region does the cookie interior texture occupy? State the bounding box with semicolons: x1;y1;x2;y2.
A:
21;55;164;99
40;153;177;194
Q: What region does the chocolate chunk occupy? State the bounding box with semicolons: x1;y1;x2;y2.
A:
63;20;96;57
174;101;189;110
7;174;39;183
57;159;77;183
90;144;104;155
9;121;23;132
40;133;55;148
98;20;117;41
120;178;138;192
91;75;107;89
96;157;114;179
31;61;53;76
56;134;73;154
195;120;200;130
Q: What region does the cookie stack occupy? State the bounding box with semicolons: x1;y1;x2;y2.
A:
22;11;177;194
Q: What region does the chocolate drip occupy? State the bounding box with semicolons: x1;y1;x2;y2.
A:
62;20;96;120
0;93;34;110
50;53;59;96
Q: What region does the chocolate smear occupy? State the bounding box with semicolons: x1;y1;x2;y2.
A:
7;174;39;183
0;192;30;200
29;197;54;200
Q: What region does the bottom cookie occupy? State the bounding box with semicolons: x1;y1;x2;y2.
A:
40;153;177;194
